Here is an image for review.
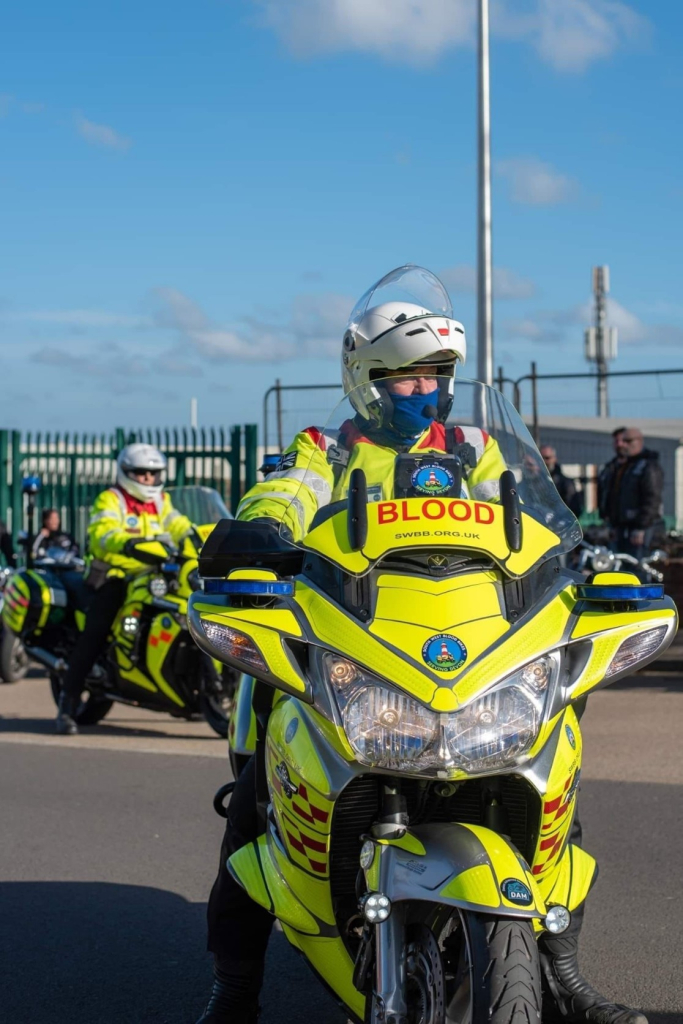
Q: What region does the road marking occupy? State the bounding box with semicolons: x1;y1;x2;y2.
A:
0;732;227;758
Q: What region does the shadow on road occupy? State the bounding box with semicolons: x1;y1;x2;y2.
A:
611;672;683;693
0;881;344;1024
0;714;218;741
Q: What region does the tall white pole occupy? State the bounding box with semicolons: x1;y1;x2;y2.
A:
190;396;198;430
477;0;493;386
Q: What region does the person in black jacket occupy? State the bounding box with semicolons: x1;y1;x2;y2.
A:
540;445;584;518
0;520;16;568
598;428;664;559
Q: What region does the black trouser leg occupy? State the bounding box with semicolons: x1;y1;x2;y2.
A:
207;755;274;960
199;756;274;1022
61;577;127;699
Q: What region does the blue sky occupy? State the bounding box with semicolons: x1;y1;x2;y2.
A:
2;0;682;436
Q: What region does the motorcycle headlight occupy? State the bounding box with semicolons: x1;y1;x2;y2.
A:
322;651;558;776
149;575;169;598
590;547;615;573
443;655;556;773
323;653;439;771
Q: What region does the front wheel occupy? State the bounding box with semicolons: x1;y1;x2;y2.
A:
367;913;541;1024
0;630;29;682
49;674;114;725
200;664;237;738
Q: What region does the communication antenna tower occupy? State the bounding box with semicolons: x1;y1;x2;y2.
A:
584;266;618;417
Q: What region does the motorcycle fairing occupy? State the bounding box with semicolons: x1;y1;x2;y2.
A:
301;498;563;580
567;606;677;697
525;706;583;878
3;569;57;635
292;576;574;712
146;614;185;706
228;674;258;757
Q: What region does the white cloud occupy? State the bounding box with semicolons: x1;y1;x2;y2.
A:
4;309;150;329
440;264;536;300
75;114;132;152
507;0;651;74
30;341;203;382
496;157;577;205
504;296;683;347
251;0;649;71
153;287;352;362
252;0;476;62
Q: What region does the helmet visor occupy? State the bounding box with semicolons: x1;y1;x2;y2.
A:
347;265;453;336
125;467;164;486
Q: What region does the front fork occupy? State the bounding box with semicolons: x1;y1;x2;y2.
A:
368;784;410;1024
372;906;408;1024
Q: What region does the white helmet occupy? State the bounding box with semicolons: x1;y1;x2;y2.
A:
117;444;167;503
342;265;466;428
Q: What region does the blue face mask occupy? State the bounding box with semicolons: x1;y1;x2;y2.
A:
389;388;439;437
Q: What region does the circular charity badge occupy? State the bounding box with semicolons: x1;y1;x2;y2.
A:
411;463;454;496
422;633;467;673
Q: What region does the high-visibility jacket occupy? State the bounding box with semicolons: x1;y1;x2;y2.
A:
88;486;193;577
238;420;506;542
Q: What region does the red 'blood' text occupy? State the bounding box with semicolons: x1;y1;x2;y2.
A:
376;499;495;526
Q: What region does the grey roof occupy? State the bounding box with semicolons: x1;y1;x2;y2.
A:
525;416;683;442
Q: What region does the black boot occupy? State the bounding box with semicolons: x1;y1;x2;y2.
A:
195;957;263;1023
540;906;647;1024
55;692;79;735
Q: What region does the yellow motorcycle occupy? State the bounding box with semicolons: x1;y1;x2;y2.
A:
189;380;677;1022
2;487;237;736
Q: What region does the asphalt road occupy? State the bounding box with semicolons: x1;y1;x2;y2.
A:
1;671;682;1024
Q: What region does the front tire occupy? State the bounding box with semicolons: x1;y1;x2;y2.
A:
367;913;541;1024
469;915;542;1024
49;674;114;725
0;630;29;682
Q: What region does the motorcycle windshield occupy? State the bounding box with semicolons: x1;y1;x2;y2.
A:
167;485;232;525
276;377;581;578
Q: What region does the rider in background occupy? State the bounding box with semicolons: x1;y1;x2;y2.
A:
31;508;79;560
55;444;194;736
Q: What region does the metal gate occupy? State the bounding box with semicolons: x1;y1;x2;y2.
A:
0;424;257;549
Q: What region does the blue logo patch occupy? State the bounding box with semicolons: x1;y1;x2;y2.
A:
126;516;138;526
422;633;467;673
565;724;576;749
501;878;533;906
411;463;454;496
161;616;172;629
285;717;299;744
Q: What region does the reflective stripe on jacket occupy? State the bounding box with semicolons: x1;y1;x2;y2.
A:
88;487;193;575
237;421;506;541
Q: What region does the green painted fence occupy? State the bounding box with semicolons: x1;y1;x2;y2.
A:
0;424;257;549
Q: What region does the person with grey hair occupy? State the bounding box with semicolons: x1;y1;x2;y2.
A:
540;444;584;518
598;428;664;559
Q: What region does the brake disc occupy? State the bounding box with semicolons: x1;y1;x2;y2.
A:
405;925;446;1024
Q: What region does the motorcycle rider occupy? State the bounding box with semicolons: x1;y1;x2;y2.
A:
55;444;194;735
197;272;645;1024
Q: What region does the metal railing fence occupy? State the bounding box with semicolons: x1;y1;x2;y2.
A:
0;424;257;549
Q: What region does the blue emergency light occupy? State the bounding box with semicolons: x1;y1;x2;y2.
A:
203;579;295;596
576;584;664;602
